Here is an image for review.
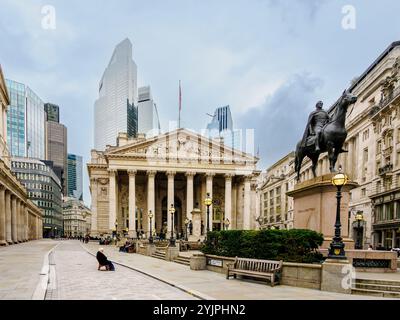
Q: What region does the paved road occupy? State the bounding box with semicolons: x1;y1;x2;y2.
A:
47;241;196;300
0;240;57;300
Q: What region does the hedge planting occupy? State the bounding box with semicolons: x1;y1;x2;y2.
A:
201;229;324;263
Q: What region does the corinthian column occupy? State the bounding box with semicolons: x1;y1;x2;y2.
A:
90;178;98;236
206;173;215;232
225;174;234;230
167;171;176;236
108;169;118;232
24;205;28;241
0;186;6;246
147;171;157;236
243;176;252;230
186;172;196;220
11;196;17;243
5;191;12;244
128;170;137;238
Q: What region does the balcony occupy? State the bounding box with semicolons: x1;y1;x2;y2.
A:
379;163;393;176
370;85;400;119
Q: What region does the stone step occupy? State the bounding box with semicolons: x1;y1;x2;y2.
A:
151;251;167;260
356;278;400;287
174;257;190;266
352;288;400;298
355;283;400;293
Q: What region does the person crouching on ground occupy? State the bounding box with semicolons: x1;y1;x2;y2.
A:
96;248;115;271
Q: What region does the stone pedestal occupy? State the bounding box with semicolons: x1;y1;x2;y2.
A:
166;246;179;261
321;259;352;294
190;254;207;270
287;174;357;249
191;208;202;241
146;244;156;256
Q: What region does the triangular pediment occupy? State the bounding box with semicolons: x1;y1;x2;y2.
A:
105;128;258;164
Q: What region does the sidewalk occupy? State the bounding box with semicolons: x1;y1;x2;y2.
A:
0;240;58;300
82;243;382;300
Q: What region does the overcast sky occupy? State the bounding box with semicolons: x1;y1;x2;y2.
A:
1;0;400;205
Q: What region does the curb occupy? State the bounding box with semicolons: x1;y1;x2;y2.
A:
80;243;214;300
32;243;59;300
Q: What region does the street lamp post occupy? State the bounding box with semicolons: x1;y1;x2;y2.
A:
184;218;189;241
148;210;154;244
354;211;364;250
204;193;212;238
169;204;176;247
329;166;348;260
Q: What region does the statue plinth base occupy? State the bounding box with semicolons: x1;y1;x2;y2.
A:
287;174;358;250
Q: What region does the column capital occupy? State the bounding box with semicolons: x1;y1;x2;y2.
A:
225;173;235;180
244;175;253;182
108;169;117;176
185;171;196;178
128;169;137;177
167;171;176;177
147;170;157;178
206;172;216;178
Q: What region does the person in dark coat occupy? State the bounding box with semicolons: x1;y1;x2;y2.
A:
96;248;115;271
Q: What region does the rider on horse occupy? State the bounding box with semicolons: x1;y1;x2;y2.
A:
300;101;330;152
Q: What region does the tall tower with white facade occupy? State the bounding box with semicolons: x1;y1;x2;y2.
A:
94;38;138;150
138;86;161;137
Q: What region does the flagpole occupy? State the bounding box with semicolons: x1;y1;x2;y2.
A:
178;80;181;129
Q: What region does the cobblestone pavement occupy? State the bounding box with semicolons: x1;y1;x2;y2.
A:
0;240;57;300
48;241;196;300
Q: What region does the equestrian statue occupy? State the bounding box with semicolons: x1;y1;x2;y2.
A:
295;90;357;181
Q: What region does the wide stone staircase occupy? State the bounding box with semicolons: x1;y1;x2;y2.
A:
352;278;400;298
151;246;167;261
174;255;191;266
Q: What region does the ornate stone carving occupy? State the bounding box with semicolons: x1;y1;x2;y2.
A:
97;178;109;185
147;170;157;178
127;169;137;177
167;171;176;177
185;171;196;177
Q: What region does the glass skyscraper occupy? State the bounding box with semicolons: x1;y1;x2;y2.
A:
94;38;138;150
67;153;83;200
138;86;161;137
6;79;45;159
206;105;242;151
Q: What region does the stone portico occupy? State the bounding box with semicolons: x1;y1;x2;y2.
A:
88;129;260;239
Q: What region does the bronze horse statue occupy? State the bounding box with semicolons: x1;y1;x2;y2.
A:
295;90;357;181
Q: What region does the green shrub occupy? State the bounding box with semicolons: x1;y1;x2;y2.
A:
201;229;324;263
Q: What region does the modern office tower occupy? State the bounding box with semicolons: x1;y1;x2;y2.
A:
5;79;45;159
11;157;63;238
44;103;60;122
94;38;138;150
67;153;83;201
44;102;68;196
206;105;241;150
138;86;161;137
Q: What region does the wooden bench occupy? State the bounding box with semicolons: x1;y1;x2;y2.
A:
226;257;283;287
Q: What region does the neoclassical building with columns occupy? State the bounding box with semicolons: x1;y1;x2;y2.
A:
0;65;43;245
88;129;260;238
